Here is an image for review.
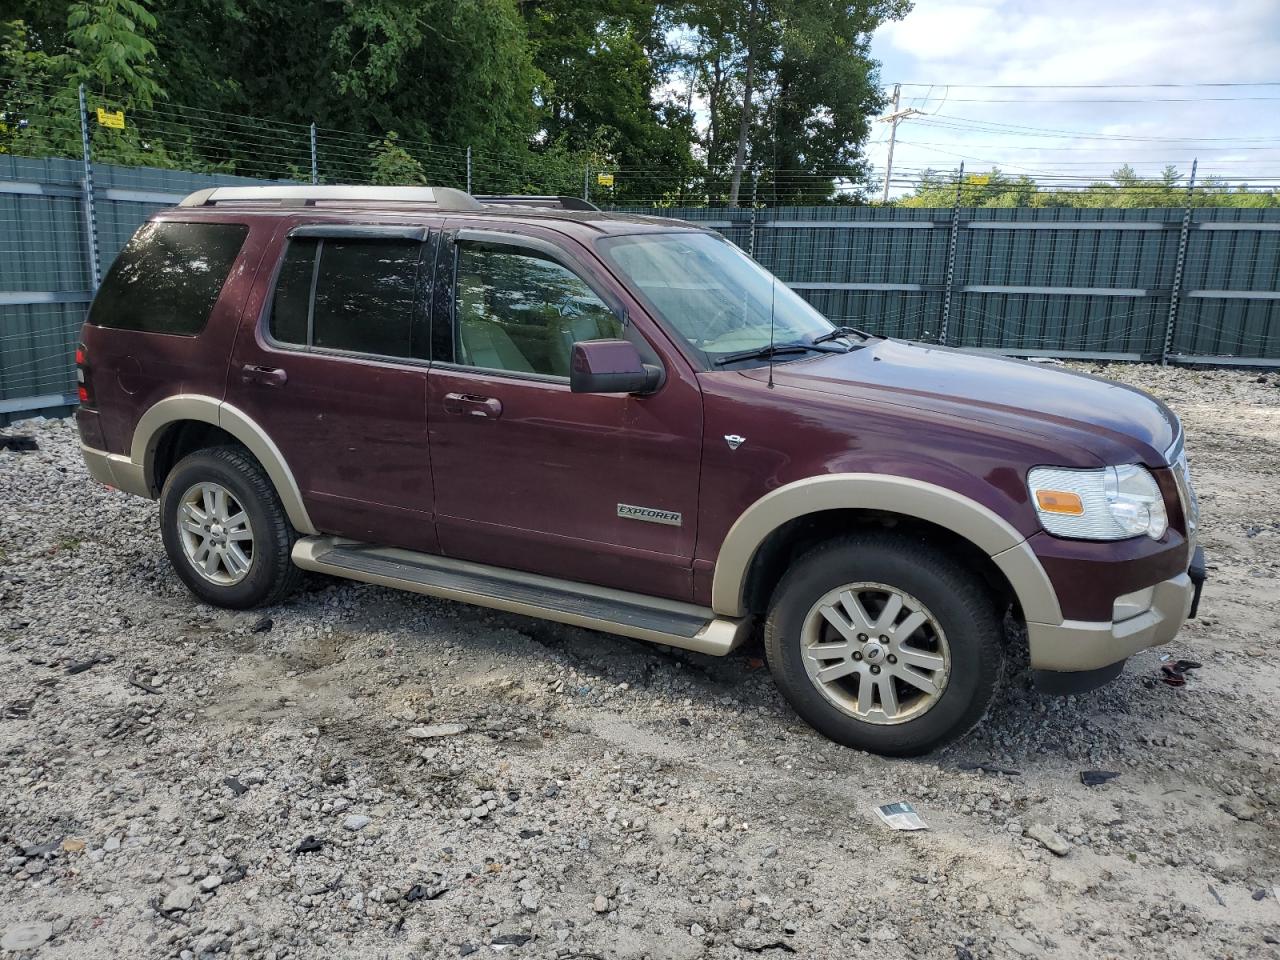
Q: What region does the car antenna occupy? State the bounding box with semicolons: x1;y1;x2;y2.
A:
767;271;777;389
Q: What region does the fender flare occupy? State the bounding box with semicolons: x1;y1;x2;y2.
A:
132;394;318;535
710;473;1061;624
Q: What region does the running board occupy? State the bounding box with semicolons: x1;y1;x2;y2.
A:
292;537;751;656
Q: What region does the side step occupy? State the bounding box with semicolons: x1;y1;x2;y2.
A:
292;537;751;656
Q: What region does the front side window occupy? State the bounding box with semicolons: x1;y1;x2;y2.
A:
268;236;424;359
453;244;622;377
89;221;249;335
598;232;836;367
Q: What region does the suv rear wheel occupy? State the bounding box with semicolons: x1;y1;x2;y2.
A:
160;446;302;609
764;532;1004;756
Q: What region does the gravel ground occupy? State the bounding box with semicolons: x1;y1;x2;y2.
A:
1;363;1278;960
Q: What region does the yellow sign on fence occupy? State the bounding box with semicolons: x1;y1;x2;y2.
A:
596;172;614;187
95;108;125;130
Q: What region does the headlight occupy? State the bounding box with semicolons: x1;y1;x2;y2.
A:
1028;464;1168;540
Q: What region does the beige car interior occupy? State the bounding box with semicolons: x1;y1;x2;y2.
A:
456;251;621;376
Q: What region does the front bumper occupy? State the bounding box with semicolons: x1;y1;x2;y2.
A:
1026;546;1205;673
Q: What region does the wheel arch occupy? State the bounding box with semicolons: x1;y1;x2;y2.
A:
132;394;317;534
712;474;1061;625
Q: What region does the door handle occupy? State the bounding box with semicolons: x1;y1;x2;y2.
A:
443;392;502;418
240;364;288;387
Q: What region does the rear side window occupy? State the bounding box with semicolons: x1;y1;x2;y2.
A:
268;237;425;359
269;239;316;346
89;221;248;335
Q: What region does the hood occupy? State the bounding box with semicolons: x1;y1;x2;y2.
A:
747;338;1179;465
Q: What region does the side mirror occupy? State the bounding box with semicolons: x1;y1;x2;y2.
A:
570;340;662;395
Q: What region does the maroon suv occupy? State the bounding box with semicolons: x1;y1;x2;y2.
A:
75;185;1205;755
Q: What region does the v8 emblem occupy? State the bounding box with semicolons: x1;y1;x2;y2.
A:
724;434;746;451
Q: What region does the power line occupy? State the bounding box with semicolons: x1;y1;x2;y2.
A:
918;96;1280;104
879;137;1280;182
916;115;1280;143
886;169;1280;183
889;82;1280;104
881;138;1280;153
893;81;1280;89
889;147;1263;169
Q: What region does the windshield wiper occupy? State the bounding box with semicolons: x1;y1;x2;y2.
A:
812;325;881;346
713;342;819;366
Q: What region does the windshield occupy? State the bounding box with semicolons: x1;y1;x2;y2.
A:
598;232;836;367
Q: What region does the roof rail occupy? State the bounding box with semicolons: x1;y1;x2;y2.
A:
178;185;484;211
477;195;601;212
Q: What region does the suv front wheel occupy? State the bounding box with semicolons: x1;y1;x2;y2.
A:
764;532;1004;756
159;446;303;609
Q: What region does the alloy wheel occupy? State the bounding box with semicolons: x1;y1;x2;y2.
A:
176;481;255;585
799;582;951;725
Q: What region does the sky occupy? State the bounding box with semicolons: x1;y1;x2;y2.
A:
864;0;1280;196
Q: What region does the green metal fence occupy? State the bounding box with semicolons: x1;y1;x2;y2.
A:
619;205;1280;364
0;156;283;424
2;162;1278;426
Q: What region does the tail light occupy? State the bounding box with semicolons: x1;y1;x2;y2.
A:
75;343;93;407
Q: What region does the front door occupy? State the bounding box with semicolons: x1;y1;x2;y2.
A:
426;228;703;601
228;222;439;553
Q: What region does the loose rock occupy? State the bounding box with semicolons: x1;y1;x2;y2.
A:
407;723;468;739
1024;823;1071;857
162;885;198;914
1;922;54;951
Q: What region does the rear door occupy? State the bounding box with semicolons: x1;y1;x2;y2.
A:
425;225;704;601
228;222;440;553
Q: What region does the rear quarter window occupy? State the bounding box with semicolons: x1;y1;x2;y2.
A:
88;221;249;335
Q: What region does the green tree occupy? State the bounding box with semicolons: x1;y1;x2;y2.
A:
329;0;539;155
671;0;908;205
673;0;772;203
368;132;426;185
142;0;544;180
0;18;68;157
519;0;699;204
764;0;905;203
898;169;1039;208
58;0;164;107
897;165;1279;209
1;1;176;166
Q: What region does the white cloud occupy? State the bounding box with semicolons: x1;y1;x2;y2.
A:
868;0;1280;192
876;4;1002;61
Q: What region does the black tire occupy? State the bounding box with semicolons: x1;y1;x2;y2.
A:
764;532;1004;756
159;446;303;609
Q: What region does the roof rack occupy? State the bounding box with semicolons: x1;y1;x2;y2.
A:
177;185;484;211
477;195;601;212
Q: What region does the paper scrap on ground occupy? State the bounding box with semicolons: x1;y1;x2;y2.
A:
875;802;928;831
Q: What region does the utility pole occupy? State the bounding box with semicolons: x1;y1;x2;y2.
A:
876;84;921;204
